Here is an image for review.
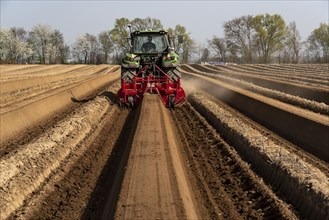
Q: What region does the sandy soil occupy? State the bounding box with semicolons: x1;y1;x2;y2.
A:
1;64;328;220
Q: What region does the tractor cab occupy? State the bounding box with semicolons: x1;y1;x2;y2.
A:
131;31;169;54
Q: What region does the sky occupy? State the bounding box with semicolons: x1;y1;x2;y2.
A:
1;0;328;45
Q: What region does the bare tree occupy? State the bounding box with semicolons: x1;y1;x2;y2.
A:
208;36;227;62
72;33;100;64
282;21;302;63
72;35;90;64
59;44;70;64
98;31;113;63
86;33;100;64
200;47;210;62
48;30;66;64
224;15;254;63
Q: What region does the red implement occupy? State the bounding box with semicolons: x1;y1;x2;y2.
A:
117;64;186;108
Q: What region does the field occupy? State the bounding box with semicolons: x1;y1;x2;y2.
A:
0;64;328;219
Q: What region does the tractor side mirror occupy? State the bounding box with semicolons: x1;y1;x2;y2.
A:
178;35;184;44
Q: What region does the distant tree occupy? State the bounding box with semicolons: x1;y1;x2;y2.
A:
0;29;7;62
278;21;302;63
200;47;210;62
305;23;329;63
110;17;134;55
0;27;32;63
86;33;100;64
131;17;163;31
167;25;195;63
252;14;287;63
71;33;100;64
225;40;241;63
9;27;30;63
305;38;321;63
58;44;70;64
224;15;254;63
48;30;66;64
98;31;113;63
285;21;302;63
72;35;90;64
29;24;66;64
208;36;227;62
29;24;53;64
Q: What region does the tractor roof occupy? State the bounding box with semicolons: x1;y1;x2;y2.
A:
131;30;167;35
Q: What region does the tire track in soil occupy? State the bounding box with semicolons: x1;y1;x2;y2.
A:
171;104;298;220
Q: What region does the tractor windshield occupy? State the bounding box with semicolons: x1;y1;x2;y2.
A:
132;34;168;54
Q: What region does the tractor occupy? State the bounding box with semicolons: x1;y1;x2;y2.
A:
117;29;186;108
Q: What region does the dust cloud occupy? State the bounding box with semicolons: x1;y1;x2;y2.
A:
181;72;236;103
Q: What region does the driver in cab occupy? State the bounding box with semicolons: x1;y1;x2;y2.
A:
141;36;156;52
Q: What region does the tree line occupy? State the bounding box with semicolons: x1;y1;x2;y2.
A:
205;14;328;64
0;15;328;64
0;17;194;65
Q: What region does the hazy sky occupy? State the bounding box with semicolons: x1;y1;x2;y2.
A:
1;0;328;45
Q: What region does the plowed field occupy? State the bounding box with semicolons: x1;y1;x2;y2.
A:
1;64;328;220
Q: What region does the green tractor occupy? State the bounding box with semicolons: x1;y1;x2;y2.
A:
117;29;186;108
